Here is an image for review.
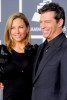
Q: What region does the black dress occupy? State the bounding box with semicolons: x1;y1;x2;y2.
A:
0;44;38;100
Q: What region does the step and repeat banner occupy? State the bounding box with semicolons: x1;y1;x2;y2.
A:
0;0;67;100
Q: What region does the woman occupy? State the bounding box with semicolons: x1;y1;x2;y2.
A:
0;13;38;100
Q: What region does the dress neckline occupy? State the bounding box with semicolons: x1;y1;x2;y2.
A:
11;48;25;54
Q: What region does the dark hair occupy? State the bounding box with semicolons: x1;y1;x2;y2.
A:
38;2;65;28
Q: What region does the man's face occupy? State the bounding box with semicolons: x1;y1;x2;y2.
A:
40;11;61;41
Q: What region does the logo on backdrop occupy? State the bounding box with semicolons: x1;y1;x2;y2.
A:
31;0;52;42
31;0;66;33
31;0;52;22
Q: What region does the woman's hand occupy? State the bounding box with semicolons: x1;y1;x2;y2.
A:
0;82;4;90
0;82;4;94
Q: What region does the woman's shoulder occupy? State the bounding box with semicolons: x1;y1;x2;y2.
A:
0;44;11;73
0;44;7;54
25;44;39;57
0;44;10;55
0;44;6;49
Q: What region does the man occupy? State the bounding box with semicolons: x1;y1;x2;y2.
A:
32;2;67;100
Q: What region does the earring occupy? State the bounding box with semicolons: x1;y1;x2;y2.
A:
27;32;29;34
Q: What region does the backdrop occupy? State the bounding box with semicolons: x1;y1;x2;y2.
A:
0;0;67;100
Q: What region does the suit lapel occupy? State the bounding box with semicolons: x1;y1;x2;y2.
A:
34;44;43;66
33;46;58;83
33;44;43;79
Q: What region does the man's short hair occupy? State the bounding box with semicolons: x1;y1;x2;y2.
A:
38;2;65;28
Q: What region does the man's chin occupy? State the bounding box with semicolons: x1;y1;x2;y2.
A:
43;35;48;39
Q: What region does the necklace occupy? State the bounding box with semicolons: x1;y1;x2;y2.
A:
19;50;23;53
13;46;25;53
19;47;25;53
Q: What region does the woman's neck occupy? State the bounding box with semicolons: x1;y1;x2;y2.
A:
12;42;25;53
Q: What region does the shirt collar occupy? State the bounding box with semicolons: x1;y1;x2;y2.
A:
44;32;64;47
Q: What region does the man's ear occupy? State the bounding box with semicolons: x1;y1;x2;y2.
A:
58;18;63;27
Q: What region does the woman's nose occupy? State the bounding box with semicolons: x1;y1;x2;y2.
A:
15;28;19;33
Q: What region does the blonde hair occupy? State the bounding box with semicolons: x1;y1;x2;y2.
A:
4;12;31;50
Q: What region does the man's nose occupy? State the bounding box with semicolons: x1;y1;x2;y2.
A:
40;22;46;29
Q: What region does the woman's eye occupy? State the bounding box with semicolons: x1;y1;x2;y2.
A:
20;26;23;28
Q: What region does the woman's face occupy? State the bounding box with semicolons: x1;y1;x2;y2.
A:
10;18;29;43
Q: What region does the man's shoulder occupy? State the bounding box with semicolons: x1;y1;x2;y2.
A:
62;38;67;49
63;37;67;45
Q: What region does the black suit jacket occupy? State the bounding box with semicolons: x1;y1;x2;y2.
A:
32;33;67;100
